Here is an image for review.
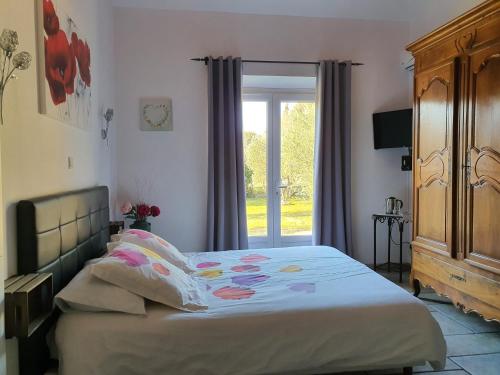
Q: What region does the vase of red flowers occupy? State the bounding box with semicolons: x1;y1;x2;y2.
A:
121;202;160;232
130;220;151;232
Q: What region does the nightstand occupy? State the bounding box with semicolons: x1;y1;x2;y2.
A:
5;273;53;339
372;213;410;283
109;220;125;235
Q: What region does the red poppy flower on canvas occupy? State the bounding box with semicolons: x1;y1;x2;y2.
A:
71;32;91;87
41;0;92;115
44;30;76;105
43;0;60;35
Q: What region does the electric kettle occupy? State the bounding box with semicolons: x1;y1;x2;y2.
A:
386;197;403;215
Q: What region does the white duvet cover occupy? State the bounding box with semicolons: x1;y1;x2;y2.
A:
56;246;446;375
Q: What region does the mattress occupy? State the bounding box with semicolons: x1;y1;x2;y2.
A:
56;246;446;375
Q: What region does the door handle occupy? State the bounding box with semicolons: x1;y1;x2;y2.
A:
276;185;288;195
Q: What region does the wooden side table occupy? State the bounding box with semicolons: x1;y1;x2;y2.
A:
5;273;53;339
109;221;125;236
372;213;410;283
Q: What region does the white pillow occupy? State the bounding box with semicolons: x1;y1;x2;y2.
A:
111;229;193;273
91;242;207;312
55;264;146;315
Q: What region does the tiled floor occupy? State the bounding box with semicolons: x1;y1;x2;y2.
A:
333;270;500;375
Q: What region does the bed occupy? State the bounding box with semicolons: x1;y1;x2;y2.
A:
17;187;446;375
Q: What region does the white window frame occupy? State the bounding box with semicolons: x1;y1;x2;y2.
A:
243;88;316;249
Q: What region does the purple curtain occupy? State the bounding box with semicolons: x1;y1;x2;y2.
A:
206;57;248;251
313;60;352;254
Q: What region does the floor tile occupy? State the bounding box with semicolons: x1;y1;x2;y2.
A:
433;304;500;333
417;371;469;375
401;285;414;293
424;303;438;312
446;333;500;356
417;289;441;296
374;269;500;375
413;358;461;373
422;300;442;308
450;353;500;375
378;273;410;287
431;311;473;335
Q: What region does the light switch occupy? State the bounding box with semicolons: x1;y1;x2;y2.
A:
67;157;74;169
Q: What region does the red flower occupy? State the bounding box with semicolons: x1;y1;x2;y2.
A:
137;204;151;219
43;0;60;36
150;206;161;217
71;32;91;87
44;30;77;105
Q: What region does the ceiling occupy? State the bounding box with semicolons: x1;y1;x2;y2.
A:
111;0;412;22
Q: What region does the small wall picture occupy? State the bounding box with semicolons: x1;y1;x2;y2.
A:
140;97;173;132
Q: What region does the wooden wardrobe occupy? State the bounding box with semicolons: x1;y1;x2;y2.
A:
407;0;500;321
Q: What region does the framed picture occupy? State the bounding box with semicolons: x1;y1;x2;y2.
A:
36;0;92;128
140;97;173;132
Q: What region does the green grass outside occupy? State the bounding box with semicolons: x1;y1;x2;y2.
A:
246;197;312;237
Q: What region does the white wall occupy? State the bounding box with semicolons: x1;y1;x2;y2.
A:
0;0;116;373
408;0;483;42
114;7;412;264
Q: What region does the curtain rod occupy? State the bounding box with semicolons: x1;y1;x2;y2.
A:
190;57;364;66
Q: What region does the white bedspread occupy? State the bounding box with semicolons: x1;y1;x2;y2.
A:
56;246;446;375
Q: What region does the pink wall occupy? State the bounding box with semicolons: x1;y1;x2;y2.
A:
114;8;411;264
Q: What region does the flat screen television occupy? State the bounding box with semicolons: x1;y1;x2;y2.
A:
373;109;412;149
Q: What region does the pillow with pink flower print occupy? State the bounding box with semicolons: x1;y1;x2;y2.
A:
110;229;193;273
91;242;207;312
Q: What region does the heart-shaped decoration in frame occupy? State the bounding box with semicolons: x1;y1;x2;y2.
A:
143;105;169;128
140;97;173;131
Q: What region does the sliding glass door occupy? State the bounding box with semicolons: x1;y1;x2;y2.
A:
243;93;315;248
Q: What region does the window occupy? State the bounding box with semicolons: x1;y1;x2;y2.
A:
243;91;315;248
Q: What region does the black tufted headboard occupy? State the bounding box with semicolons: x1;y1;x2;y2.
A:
17;186;110;291
16;186;110;375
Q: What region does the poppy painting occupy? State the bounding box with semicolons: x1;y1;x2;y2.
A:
36;0;91;128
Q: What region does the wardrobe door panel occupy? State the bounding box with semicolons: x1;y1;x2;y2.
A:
465;42;500;273
413;61;456;257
